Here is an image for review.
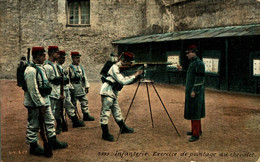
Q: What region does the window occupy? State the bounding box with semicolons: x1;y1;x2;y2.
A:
67;0;90;25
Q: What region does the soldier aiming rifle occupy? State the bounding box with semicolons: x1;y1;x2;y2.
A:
99;52;143;142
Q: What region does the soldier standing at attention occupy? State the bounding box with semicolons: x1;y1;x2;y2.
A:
24;47;67;157
68;51;95;122
183;45;205;142
44;46;63;134
99;52;143;142
56;50;85;128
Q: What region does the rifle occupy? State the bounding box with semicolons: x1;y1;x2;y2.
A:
60;72;68;132
27;48;30;63
38;106;53;157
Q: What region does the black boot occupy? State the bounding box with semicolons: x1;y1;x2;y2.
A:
83;113;95;121
29;141;45;156
117;120;134;134
101;124;114;142
187;131;202;136
56;118;62;134
48;136;68;150
189;135;199;142
71;116;85;128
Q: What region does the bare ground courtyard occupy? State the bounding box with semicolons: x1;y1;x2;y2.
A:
1;80;260;162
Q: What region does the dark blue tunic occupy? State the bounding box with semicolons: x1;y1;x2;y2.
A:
184;56;205;120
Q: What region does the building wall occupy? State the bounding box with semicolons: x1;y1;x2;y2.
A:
0;0;147;81
1;0;260;81
167;0;260;31
145;0;260;32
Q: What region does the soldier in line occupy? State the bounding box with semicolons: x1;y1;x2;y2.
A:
99;52;143;142
43;46;63;134
68;51;95;122
56;51;85;128
179;45;206;142
24;47;67;156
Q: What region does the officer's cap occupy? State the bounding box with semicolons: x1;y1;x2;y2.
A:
71;51;81;57
48;46;59;53
185;45;198;53
123;52;134;62
58;51;67;56
32;47;45;56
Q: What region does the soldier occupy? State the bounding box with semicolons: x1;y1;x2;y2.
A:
56;51;85;128
183;45;205;142
24;47;67;157
68;51;95;121
43;46;63;134
99;52;143;142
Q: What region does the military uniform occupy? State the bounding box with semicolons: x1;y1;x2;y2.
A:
100;61;136;124
184;56;205;120
99;52;141;142
184;45;205;142
44;60;63;132
68;52;94;121
24;63;55;144
56;51;85;128
44;46;64;134
24;47;67;157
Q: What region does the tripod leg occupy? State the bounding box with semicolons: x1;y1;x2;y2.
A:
151;82;180;137
117;81;141;141
124;81;141;122
145;82;154;128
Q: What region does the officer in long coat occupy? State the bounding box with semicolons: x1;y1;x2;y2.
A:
24;47;67;157
184;45;205;142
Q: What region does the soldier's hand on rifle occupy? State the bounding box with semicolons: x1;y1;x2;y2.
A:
60;95;65;100
177;65;182;71
134;70;143;77
85;88;89;94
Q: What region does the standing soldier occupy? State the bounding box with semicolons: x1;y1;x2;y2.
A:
24;47;67;157
68;51;95;121
184;45;205;142
99;52;143;142
44;46;63;134
56;51;85;128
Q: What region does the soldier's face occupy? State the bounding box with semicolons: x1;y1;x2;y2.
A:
58;56;66;65
53;51;60;60
122;60;132;66
38;53;46;64
186;51;196;60
72;56;80;65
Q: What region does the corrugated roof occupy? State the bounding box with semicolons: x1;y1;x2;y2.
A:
112;24;260;44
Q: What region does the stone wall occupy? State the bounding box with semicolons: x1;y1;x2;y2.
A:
0;0;146;81
1;0;260;81
162;0;260;31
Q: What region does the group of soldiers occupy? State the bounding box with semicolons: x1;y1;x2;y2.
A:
23;46;96;157
23;44;205;157
23;46;143;157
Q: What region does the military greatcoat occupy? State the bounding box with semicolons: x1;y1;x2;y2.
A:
184;56;205;120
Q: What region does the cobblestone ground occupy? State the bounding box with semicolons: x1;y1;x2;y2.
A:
1;80;260;162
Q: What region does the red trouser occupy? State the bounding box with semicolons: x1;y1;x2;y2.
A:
191;120;202;136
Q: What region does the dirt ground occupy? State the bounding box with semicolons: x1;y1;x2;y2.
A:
1;79;260;162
